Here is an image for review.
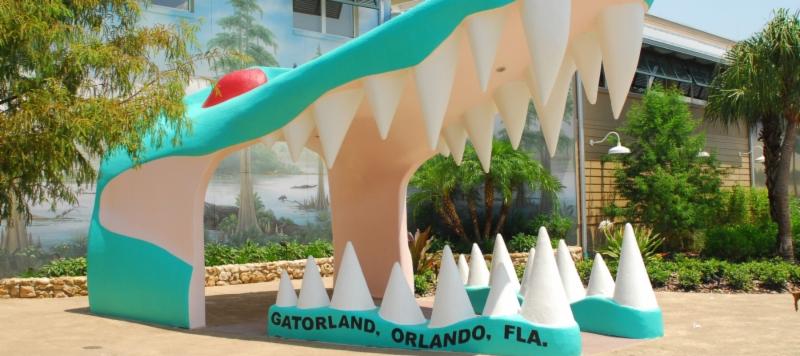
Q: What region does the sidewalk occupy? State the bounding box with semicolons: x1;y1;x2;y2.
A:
0;277;797;355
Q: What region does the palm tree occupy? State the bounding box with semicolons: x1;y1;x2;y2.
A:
706;9;800;262
409;140;562;244
208;0;279;235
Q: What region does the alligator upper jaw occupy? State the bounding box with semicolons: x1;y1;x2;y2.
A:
263;0;646;172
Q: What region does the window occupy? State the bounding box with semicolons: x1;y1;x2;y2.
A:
151;0;193;11
293;0;356;38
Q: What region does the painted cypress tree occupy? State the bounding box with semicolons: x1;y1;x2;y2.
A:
208;0;279;235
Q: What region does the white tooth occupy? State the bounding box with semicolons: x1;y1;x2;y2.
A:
599;3;645;119
429;246;476;328
458;254;470;284
466;8;506;91
490;234;520;292
380;263;427;325
330;242;375;311
534;56;576;157
282;109;315;162
483;263;521;316
586;253;615;298
556;239;586;303
520;227;576;327
613;223;658;310
494;81;531;150
519;247;535;296
414;32;460;149
520;0;571;105
312;89;364;168
275;270;297;307
437;137;451;157
296;256;330;309
464;102;497;173
467;243;490;286
571;31;603;105
364;70;407;140
443;124;468;165
260;131;284;150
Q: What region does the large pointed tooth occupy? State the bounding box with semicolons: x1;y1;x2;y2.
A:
534;56;576;157
599;3;645;119
556;239;586;303
494;81;531;150
467;243;490;286
330;242;375;311
520;0;571;104
429;246;476;328
520;227;576;327
571;31;603;105
312;89;363;168
260;131;284;150
437;137;451;157
483;263;521;316
415;32;460;149
364;70;407;140
275;270;298;307
458;254;470;284
490;234;520;292
613;224;658;309
296;256;330;309
519;247;535;296
586;253;615;298
380;263;427;325
464;102;497;173
443;124;468;165
283;110;315;162
466;8;506;91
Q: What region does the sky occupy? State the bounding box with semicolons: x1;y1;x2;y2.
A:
649;0;800;41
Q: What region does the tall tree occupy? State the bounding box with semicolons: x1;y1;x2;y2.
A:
606;86;726;250
208;0;279;235
0;0;201;248
706;9;800;262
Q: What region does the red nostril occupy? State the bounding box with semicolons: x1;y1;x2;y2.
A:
202;68;268;108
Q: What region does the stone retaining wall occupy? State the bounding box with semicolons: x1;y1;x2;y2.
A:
0;247;582;298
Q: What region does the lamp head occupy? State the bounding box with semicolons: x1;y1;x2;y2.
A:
697;151;710;158
608;144;631;155
755;155;766;163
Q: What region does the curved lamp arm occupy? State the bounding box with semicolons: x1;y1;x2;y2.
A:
589;131;622;147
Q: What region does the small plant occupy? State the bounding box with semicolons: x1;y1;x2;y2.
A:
32;257;87;277
576;260;592;284
724;265;754;291
408;227;434;274
599;224;663;263
677;267;702;290
414;269;436;296
509;233;536;253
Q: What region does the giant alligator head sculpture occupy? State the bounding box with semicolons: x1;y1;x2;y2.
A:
89;0;653;329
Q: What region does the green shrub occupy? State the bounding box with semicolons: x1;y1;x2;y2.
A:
414;269;436;296
529;214;573;242
509;233;536;253
204;240;333;266
702;224;776;262
31;257;87;277
647;260;676;287
747;261;790;290
576;260;592;284
724;265;754;291
677;267;702;290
